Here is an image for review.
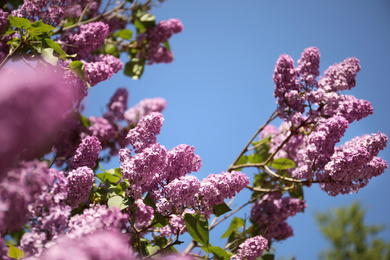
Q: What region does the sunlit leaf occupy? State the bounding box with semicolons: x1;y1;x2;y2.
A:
184;213;209;247
7;244;24;259
271;157;296;170
221;217;245;239
114;29;133;40
8;15;31;29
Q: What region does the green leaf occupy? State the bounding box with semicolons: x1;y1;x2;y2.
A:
184;213;209;246
221;217;245;239
7;244;24;259
213;203;231;217
69;60;90;88
41;47;59;66
124;59;145;80
288;185;304;200
8;15;31;29
247;153;263;164
134;20;146;33
43;38;75;60
114;29;133;40
146;245;161;256
139;13;156;28
202;246;232;260
96;172;120;184
234;155;247;171
154;210;169;227
143;193;156;209
80;114;92;127
262;254;275;260
162;40;171;52
30;20;55;35
107;195;132;210
271;157;296;170
103;44;119;58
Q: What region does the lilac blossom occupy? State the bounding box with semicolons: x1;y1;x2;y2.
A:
61;22;109;58
0;67;74;177
121;143;168;199
12;0;68;26
20;230;47;258
66;167;94;208
83;54;123;86
159;214;188;237
141;19;183;64
0;10;8;34
104;88;129;121
296;47;321;87
0;237;8;260
156;175;201;215
39;231;134;260
28;168;71;238
0;160;48;232
88;116;116;141
322;94;373;123
318;57;361;92
250;192;306;240
232;236;268;260
273;54;304;117
124;97;167;126
200;171;249;217
166;144;202;181
318;132;388;196
67;204;127;239
127;112;164;153
128;199;154;230
69;136;102;169
264;221;294;241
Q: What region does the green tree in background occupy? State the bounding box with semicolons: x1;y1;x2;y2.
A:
316;202;390;260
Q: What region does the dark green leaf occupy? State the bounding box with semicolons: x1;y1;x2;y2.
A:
8;15;31;29
203;246;232;260
221;217;245;239
124;59;145;80
7;244;24;259
271;157;296;170
114;29;133;40
143;192;156;209
139;13;156;28
262;254;275;260
154;210;169;227
184;213;209;246
213;203;231;217
288;185;304;200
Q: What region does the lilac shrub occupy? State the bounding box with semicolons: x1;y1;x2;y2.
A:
232;236;269;260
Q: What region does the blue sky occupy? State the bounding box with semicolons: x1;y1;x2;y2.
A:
84;1;390;259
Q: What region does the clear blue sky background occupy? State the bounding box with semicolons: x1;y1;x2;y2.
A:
84;1;390;259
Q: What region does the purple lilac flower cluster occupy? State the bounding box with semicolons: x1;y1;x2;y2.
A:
267;47;388;195
39;231;134;260
232;236;268;260
159;213;188;237
250;192;306;241
0;9;8;34
124;97;167;126
0;161;49;233
121;112;247;217
12;0;69;26
61;22;109;59
66;204;127;239
128;199;154;230
140;19;183;64
0;67;74;177
69;136;102;169
66;167;95;208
